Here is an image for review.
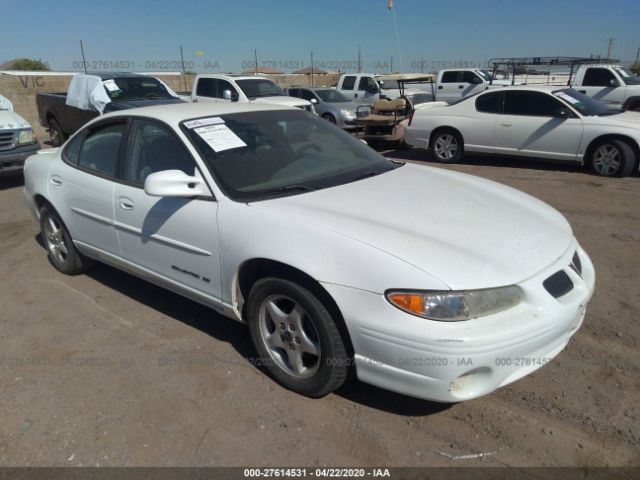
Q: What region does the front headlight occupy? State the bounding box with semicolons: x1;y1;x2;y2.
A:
341;109;355;118
18;129;34;145
386;286;523;321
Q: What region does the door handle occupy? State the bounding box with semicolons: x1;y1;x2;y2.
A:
458;85;464;89
119;197;135;210
579;90;586;94
354;93;358;98
50;175;62;186
437;86;443;90
500;122;512;127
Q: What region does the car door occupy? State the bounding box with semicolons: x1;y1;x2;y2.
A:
357;76;379;104
113;118;222;301
437;71;464;103
194;78;239;103
495;90;583;161
460;71;487;98
47;119;126;255
339;75;357;101
578;68;627;108
464;91;501;154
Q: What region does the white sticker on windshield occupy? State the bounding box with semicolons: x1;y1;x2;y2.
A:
554;91;580;104
103;79;121;92
184;117;225;129
194;124;246;152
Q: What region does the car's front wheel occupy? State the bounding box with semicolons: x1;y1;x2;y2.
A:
431;129;463;163
39;205;92;275
322;113;337;124
589;139;636;177
247;277;348;397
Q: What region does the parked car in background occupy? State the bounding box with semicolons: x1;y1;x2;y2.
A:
23;101;594;402
571;64;640;111
405;86;640;177
0;94;39;176
288;87;359;130
191;74;315;113
36;73;184;146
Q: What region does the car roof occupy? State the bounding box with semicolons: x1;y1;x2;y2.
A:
99;101;294;127
486;85;569;93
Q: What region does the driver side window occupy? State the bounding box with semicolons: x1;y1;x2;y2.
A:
122;119;196;186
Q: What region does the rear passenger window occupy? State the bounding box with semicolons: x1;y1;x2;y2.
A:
77;122;126;177
342;76;356;90
441;71;460;83
475;92;501;114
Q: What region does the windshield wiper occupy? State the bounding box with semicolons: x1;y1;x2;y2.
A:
252;184;317;199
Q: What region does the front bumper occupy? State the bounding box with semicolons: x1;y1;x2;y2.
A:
0;143;40;176
322;241;595;402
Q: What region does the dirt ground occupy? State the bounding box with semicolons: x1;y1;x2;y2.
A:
0;148;638;469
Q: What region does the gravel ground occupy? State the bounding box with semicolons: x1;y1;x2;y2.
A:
0;148;638;468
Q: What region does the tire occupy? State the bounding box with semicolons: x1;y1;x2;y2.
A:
589;139;636;177
247;277;348;398
626;102;640;112
39;205;93;275
431;129;463;163
322;113;337;124
48;118;65;147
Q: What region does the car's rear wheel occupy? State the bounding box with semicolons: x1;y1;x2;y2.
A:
39;205;92;275
589;139;636;177
431;129;463;163
322;113;337;124
48;118;65;147
247;277;348;398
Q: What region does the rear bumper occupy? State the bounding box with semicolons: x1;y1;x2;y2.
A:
0;143;40;176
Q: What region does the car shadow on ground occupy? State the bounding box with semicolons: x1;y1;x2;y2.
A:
45;256;450;416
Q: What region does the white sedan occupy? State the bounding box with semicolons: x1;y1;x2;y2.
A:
405;85;640;177
23;102;595;402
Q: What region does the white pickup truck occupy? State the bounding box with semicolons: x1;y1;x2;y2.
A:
336;69;504;106
191;74;314;112
571;64;640;111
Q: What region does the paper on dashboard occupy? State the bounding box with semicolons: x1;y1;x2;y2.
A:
194;124;247;152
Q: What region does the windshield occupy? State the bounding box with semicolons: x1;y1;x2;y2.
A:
181;110;398;201
380;80;400;90
553;88;621;116
104;77;174;101
613;66;640;85
315;89;350;103
476;70;493;81
236;79;286;99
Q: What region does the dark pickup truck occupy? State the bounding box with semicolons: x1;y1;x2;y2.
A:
36;72;184;146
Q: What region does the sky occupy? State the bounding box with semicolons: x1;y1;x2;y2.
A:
1;0;639;73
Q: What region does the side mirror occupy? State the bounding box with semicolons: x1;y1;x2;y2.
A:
222;89;239;101
609;78;620;88
144;170;211;198
310;97;318;104
553;108;571;118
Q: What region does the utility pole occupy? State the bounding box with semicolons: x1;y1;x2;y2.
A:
254;49;259;75
357;46;362;73
310;51;314;87
179;45;187;91
390;56;393;73
606;38;615;59
79;40;87;73
635;47;640;65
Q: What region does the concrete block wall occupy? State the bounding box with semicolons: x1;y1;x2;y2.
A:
0;72;340;143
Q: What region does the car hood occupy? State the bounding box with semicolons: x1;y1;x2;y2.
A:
0;110;31;129
590;110;640;127
250;164;573;289
324;101;359;115
253;96;311;108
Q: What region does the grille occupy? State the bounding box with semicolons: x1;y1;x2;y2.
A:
571;251;582;276
0;131;15;151
543;270;574;298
